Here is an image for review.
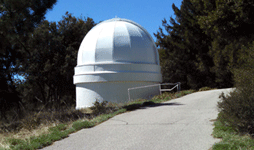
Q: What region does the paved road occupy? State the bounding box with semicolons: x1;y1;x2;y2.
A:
43;88;232;150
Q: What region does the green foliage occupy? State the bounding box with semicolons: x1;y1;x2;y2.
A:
91;114;114;124
0;0;57;123
113;108;127;115
213;115;236;138
197;0;254;39
212;116;254;150
8;124;70;150
156;0;254;89
152;90;193;103
72;120;94;131
219;89;254;135
1;11;96;127
194;0;254;88
8;139;27;149
49;124;68;132
155;0;215;90
90;100;119;116
218;44;254;135
20;13;96;109
90;100;108;116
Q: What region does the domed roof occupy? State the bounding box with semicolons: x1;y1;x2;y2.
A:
77;18;159;66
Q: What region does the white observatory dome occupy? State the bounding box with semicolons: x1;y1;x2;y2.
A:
74;18;162;109
77;18;159;65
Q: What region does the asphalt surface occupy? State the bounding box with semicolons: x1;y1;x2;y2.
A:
42;88;232;150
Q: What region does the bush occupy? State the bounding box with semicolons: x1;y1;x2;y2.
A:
218;43;254;135
218;88;254;135
90;100;108;116
90;100;119;116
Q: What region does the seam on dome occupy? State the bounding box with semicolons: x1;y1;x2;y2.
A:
138;29;159;65
119;19;159;65
82;18;159;65
100;18;154;43
94;24;106;63
112;20;117;62
124;22;132;50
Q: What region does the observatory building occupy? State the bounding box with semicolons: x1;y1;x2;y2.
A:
73;18;162;109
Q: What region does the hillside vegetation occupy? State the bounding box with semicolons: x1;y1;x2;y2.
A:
1;0;254;148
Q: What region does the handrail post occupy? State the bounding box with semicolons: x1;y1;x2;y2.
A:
177;82;181;91
159;84;162;95
128;89;131;101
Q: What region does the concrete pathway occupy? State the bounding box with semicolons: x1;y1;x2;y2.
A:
42;88;232;150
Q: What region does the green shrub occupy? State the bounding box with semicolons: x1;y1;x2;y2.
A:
218;43;254;136
218;89;254;135
90;100;119;116
90;100;108;116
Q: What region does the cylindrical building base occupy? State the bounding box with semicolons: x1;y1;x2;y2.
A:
75;81;160;109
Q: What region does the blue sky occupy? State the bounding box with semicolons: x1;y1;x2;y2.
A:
45;0;182;41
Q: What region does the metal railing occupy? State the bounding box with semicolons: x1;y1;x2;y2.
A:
128;82;181;101
159;82;181;94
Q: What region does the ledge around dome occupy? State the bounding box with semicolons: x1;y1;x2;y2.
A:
73;63;162;84
74;72;162;84
74;63;161;75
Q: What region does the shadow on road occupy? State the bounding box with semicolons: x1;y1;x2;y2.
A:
123;101;183;111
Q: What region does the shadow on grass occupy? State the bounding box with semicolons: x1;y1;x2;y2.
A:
123;101;183;111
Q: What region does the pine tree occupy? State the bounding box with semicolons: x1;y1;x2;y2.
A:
0;0;57;121
155;0;214;89
195;0;254;88
21;13;95;109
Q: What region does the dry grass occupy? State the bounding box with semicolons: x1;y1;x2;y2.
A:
0;106;90;149
198;87;216;91
0;119;76;149
0;101;121;149
0;90;196;149
1;124;50;149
